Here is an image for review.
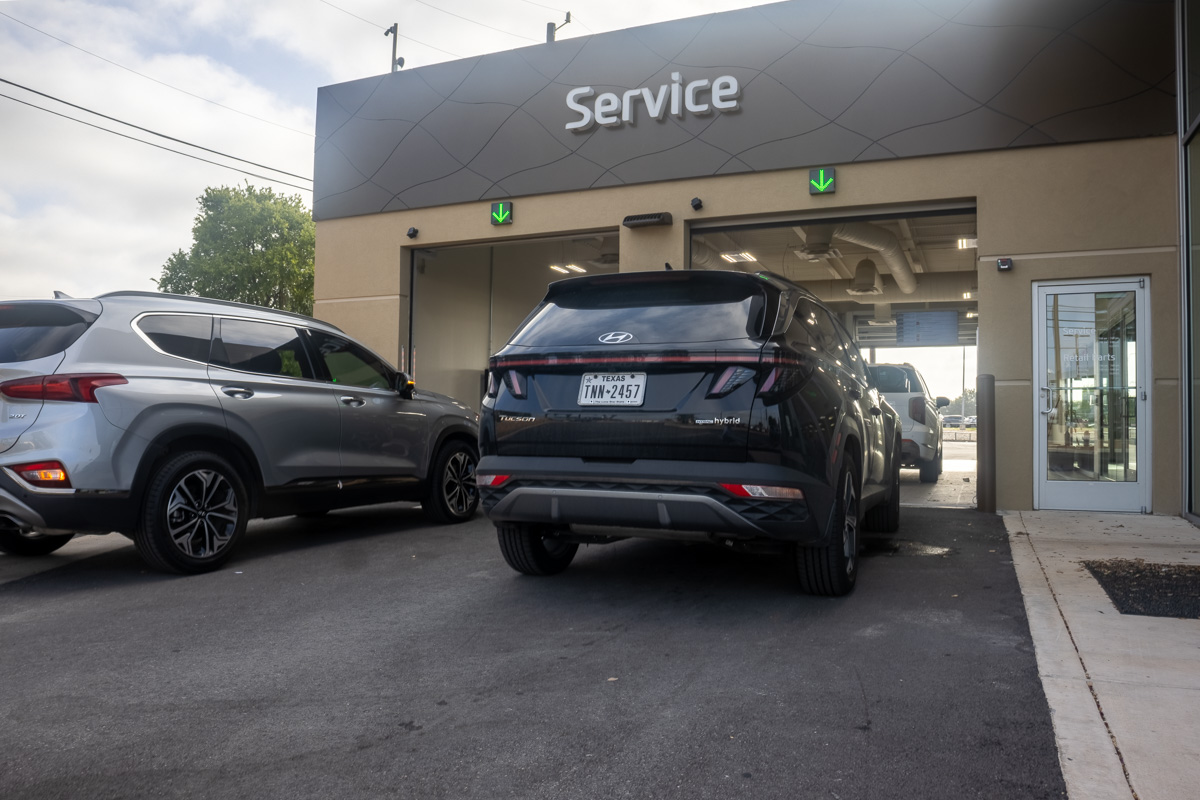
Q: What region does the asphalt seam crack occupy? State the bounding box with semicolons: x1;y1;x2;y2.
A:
1017;511;1139;800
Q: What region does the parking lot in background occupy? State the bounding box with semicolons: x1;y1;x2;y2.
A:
0;487;1066;799
902;439;977;509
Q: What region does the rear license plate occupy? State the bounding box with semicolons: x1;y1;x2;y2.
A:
578;373;646;406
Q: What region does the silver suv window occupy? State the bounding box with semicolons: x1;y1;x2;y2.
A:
212;318;315;379
0;303;98;362
307;330;394;390
135;314;213;362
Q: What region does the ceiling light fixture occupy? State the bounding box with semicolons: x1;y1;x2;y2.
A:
720;251;756;263
966;311;979;319
565;264;586;273
957;237;978;249
549;265;570;274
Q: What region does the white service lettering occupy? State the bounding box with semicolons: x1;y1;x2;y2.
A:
565;73;740;132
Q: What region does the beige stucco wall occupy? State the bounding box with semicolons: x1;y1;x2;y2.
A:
315;135;1181;513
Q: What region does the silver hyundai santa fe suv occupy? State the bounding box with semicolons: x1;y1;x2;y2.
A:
0;292;479;573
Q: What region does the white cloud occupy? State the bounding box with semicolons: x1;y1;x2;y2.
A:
0;0;760;301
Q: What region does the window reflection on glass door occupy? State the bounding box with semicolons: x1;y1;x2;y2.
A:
1042;290;1137;483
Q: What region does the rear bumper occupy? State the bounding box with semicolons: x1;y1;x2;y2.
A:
900;436;937;465
478;456;834;545
0;469;135;534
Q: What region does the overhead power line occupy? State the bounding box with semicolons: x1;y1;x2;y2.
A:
409;0;542;42
0;78;311;182
0;92;312;192
315;0;464;57
0;10;312;137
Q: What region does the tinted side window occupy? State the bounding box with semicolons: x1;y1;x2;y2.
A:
136;314;213;362
307;330;394;390
211;318;314;379
834;321;868;383
0;303;98;362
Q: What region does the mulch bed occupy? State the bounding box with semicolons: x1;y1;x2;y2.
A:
1083;559;1200;619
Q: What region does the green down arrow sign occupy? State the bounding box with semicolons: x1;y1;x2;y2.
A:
491;202;513;225
809;167;836;194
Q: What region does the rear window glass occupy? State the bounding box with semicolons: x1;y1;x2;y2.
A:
136;314;213;362
510;279;767;346
867;365;914;394
0;303;98;363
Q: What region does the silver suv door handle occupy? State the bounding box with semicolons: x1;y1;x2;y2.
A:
339;395;365;408
221;386;254;399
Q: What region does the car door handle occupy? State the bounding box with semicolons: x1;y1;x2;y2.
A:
339;395;365;408
849;386;863;400
870;406;882;416
221;386;254;399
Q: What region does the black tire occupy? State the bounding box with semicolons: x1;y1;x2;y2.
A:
795;457;860;596
0;527;74;556
422;440;479;524
496;522;578;576
133;451;248;574
864;438;901;533
919;449;941;484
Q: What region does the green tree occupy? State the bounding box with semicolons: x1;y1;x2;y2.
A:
945;388;977;416
157;183;315;315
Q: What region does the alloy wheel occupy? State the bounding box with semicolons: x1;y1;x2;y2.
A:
441;451;478;516
841;469;859;576
166;469;239;559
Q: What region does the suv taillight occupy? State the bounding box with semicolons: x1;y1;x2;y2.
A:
11;460;72;489
0;374;128;403
909;397;926;425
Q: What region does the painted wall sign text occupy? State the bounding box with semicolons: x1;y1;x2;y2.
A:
565;73;740;132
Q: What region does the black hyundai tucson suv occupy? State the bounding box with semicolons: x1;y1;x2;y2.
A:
477;270;902;596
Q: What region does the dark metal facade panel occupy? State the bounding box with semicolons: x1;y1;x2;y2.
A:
313;0;1176;221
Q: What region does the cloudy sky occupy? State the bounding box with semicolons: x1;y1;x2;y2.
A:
0;0;763;302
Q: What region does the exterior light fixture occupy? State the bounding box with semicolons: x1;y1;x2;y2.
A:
720;252;757;263
691;197;703;211
406;227;418;239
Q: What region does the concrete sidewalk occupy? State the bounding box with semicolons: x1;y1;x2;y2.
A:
1005;511;1200;800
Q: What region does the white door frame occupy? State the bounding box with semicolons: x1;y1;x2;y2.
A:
1032;277;1151;513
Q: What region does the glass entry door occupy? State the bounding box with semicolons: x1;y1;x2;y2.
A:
1034;279;1150;512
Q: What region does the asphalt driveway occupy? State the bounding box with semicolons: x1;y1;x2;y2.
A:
0;505;1065;799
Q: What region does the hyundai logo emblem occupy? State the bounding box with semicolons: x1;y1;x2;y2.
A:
598;331;634;344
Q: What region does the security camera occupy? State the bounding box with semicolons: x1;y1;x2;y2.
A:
690;197;703;211
406;227;418;239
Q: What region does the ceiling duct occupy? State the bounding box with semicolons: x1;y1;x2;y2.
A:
796;221;918;294
867;302;896;326
691;238;727;269
847;258;883;296
830;222;917;294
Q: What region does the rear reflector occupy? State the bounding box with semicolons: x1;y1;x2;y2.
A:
12;460;72;489
0;373;128;403
476;474;510;487
501;371;526;399
720;483;804;500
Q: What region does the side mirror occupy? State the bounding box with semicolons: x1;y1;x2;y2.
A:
396;372;416;399
936;396;950;408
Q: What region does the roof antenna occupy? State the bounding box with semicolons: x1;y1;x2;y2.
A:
385;24;404;72
546;11;571;42
53;290;73;299
664;262;673;271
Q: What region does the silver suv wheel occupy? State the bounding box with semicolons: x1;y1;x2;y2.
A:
134;451;248;574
